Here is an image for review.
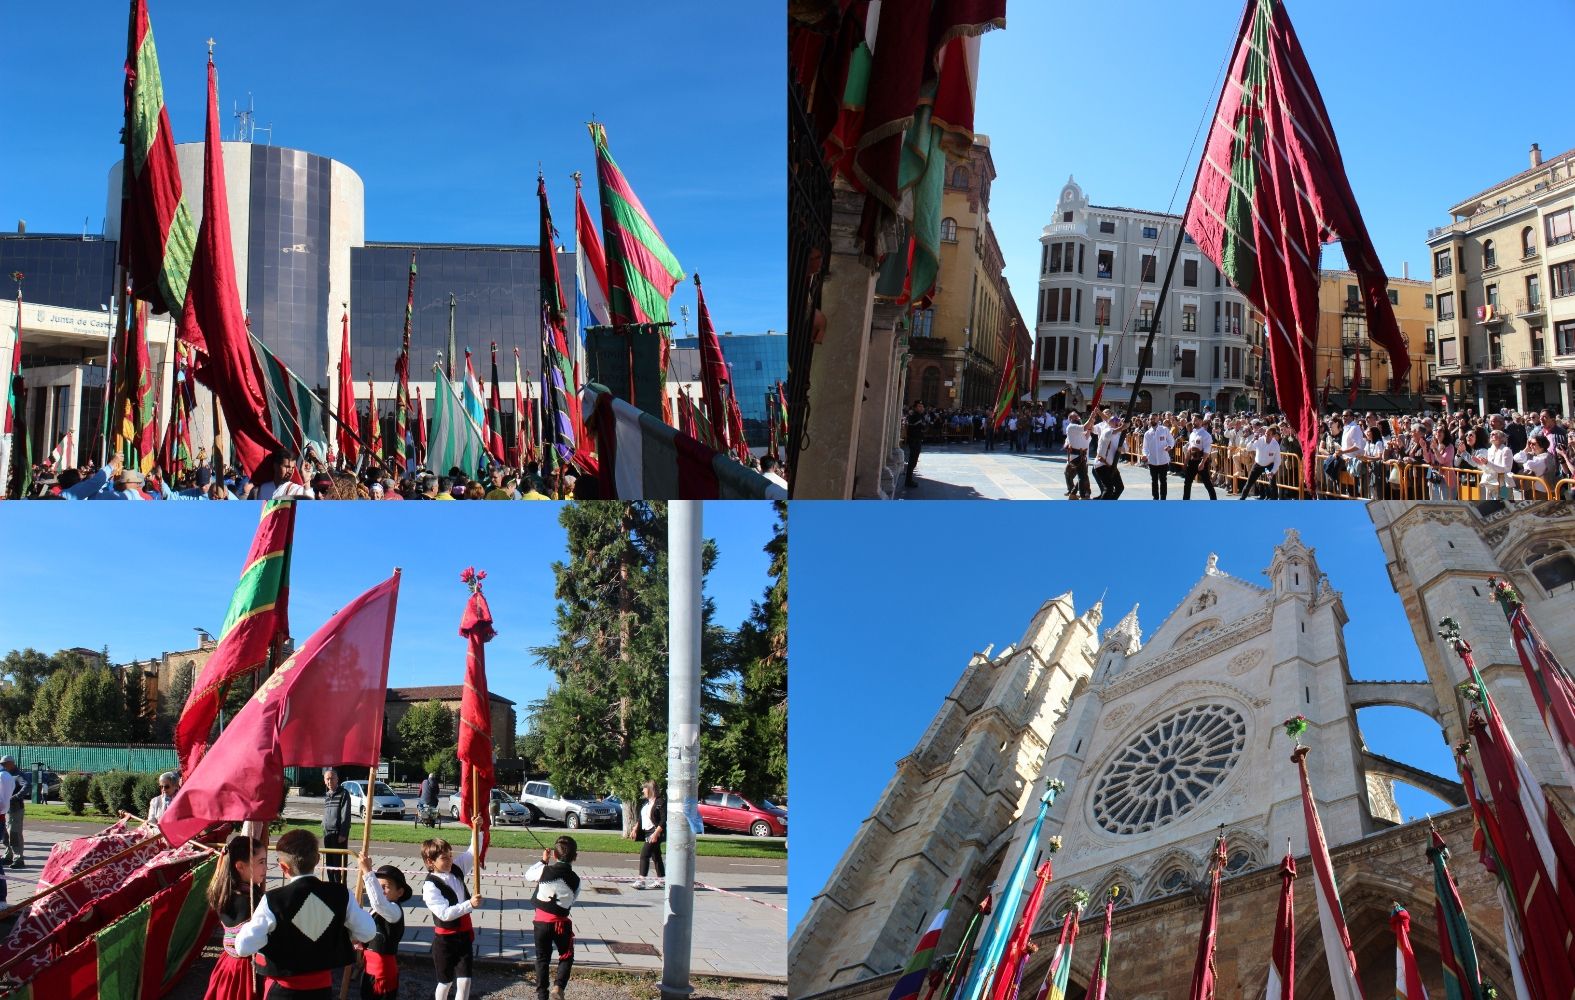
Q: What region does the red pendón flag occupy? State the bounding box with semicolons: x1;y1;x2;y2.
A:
336;311;360;468
1188;833;1227;1000
159;572;400;848
458;567;496;864
693;274;732;452
1183;0;1409;488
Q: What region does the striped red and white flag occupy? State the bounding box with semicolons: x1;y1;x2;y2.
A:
1389;905;1428;1000
1492;579;1575;788
1265;852;1295;1000
1290;745;1364;1000
47;431;73;470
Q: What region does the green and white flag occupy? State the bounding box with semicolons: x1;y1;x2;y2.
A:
428;363;486;476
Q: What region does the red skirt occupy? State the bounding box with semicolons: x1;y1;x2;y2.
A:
204;952;259;1000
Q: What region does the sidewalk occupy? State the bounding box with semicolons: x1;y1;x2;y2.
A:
15;818;787;981
899;443;1233;500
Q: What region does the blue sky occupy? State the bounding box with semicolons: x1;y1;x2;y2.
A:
788;503;1457;931
0;501;778;723
1;1;783;334
976;0;1575;313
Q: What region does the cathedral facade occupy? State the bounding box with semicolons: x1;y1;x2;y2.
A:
793;508;1574;999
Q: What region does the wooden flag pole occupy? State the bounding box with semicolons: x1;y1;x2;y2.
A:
470;764;483;898
337;763;379;1000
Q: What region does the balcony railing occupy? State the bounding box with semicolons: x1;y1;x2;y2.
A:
1517;297;1544;315
1122;366;1174;384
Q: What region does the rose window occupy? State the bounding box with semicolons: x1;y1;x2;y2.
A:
1092;704;1246;835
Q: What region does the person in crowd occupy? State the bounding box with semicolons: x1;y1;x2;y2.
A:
1182;414;1217;500
204;834;267;1000
1092;414;1125;500
1481;428;1515;500
1063;412;1091;500
1240;423;1282;499
632;781;665;890
2;756;27;868
148;772;179;826
420;827;484;1000
904;401;927;488
1142;416;1175;500
356;851;411;1000
528;836;580;1000
232;829;378;1000
322;768;352;887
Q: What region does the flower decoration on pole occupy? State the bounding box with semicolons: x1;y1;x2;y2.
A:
1044;778;1066;803
460;566;487;594
1047;836;1064;854
1070;887;1091;908
1487;577;1523;613
1282;715;1310;744
1106;885;1122;904
10;272;22;286
1437;616;1469;655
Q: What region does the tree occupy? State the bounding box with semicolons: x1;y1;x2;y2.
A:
54;666;129;743
530;502;733;821
397;700;456;775
123;664;150;743
16;666;75;742
156;660;196;742
0;648;54;736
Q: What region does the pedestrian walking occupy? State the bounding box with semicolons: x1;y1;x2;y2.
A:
1142;418;1175;500
1063;414;1091;500
905;402;927;487
2;757;28;868
1182;415;1218;500
1092;415;1125;500
632;781;665;890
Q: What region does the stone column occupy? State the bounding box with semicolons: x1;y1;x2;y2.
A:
1561;370;1573;419
855;306;900;498
795;185;879;499
1514;373;1527;413
68;365;85;467
1475;375;1487;416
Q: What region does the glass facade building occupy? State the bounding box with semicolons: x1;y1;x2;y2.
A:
245;146;334;388
673;332;787;444
350;243;578;388
0;235;117;317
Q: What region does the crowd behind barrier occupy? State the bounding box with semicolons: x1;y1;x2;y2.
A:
901;399;1575;501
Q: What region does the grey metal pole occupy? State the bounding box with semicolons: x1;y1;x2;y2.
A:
661;501;701;1000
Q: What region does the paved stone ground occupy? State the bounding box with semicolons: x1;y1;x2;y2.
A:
13;819;786;981
898;442;1277;501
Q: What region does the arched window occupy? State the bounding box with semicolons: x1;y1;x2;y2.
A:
920;367;942;408
940;217;958;243
952;167;969;189
1158;869;1190;896
1523;225;1537;257
1226;850;1252;873
1525;542;1575;594
1482;239;1496;268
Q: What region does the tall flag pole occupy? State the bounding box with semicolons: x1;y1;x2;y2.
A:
1441;618;1575;997
366;375;382;466
990;859;1056;1000
111;290;158;474
1266;849;1296;1000
177;46;284;481
957;780;1064;1000
1348;344;1360;407
1426;826;1487;1000
412;384;427;467
572;171;611;333
1085;887;1119;1000
2;273;24;497
886;879;961;1000
250;329;329;465
1030;890;1087;1000
512;346;533;465
446;294;457;381
485;342;507;465
991;335;1019;431
175;499;296;774
1087;324;1107;418
1188;830;1227;1000
1284;717;1364;1000
1389;905;1429;1000
693;274;732;451
336;310;360;468
120;0;195;317
1181;0;1410;490
538;174;585;472
589;122;684;425
428;361;485;477
160;340;196;474
393;252;416;476
1455;743;1537;1000
929;894;991;1000
457;567;495;866
1489;577;1575;788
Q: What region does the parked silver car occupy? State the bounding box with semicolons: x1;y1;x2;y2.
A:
519;780;621;829
441;788;531;825
343;780;406;820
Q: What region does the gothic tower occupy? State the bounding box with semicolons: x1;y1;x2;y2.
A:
788;593;1103;993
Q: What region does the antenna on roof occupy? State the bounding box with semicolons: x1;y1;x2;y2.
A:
233;93;273;145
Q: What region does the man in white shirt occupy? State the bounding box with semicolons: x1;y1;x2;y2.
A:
1093;415;1126;500
1182;414;1217;500
1240;425;1283;499
1324;410;1364;494
1142;419;1176;500
1063;414;1091;500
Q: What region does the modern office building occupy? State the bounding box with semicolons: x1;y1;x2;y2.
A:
1426;143;1575;415
1033;177;1264;414
1;140;580;469
671;331;787;446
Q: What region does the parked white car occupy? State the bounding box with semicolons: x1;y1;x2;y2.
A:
441;788;531;825
519;780;621;829
343;780;407;820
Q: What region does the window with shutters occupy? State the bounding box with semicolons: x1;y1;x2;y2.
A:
1546;208;1573;246
1095;298;1111;326
1183;259;1198;287
941;217;958;242
1182;305;1197;332
1141;254;1157;283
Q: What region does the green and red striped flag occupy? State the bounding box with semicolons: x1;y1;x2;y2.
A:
1289;743;1364;1000
3;274;25;497
1265;852;1296;1000
120;0;195;316
112;293;159;474
589;122;683;425
991;335;1019;431
174;498;296;774
1033;892;1087;1000
1086;325;1108;416
1427;827;1487;1000
1183;0;1409;490
486;342;508;465
367;376;383;465
538;174;586;471
251;331;329;464
1490;577;1575;789
1086;887;1119;1000
394;252;416;475
886;878;960;1000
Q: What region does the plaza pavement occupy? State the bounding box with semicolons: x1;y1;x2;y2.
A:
898;442;1263;501
15;817;787;981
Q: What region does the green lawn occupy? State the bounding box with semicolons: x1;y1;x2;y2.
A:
31;805;786;860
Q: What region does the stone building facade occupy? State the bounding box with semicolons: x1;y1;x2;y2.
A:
1425;143;1575;415
1315;269;1438;400
791;520;1575;999
1032;178;1264;415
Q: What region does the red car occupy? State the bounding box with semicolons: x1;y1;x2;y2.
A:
698;789;787;837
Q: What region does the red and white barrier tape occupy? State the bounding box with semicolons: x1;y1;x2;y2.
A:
317;864;783;910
